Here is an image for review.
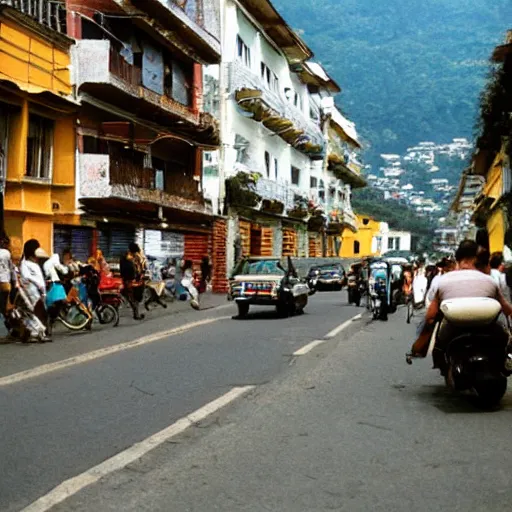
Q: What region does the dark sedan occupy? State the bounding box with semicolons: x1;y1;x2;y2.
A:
307;263;346;292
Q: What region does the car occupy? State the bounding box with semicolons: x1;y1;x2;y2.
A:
228;256;309;318
308;263;346;291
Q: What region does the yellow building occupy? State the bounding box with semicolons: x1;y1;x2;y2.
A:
473;145;509;253
471;31;511;254
0;5;77;257
340;215;382;258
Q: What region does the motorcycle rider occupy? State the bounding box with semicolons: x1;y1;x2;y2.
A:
408;240;512;363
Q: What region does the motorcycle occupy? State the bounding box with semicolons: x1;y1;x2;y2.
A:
347;263;366;306
80;265;120;327
305;266;320;296
410;297;509;407
368;260;393;320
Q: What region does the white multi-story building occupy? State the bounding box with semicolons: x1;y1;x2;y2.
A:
204;0;364;273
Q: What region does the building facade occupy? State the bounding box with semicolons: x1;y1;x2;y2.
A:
471;30;511;256
63;0;224;283
204;0;365;277
0;1;76;260
450;171;484;244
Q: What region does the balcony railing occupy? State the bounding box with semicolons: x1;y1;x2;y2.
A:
109;47;142;87
73;40;200;126
79;153;208;214
0;0;66;32
228;60;324;153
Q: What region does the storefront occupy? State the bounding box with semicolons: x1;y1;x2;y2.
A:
53;225;94;262
97;224;137;260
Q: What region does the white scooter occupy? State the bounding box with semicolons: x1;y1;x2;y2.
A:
410;297;509;407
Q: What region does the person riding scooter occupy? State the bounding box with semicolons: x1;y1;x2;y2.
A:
407;240;512;365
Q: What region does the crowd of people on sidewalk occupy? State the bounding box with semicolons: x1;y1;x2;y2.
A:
0;235;212;344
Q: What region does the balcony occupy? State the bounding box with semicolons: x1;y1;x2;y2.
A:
72;40;222;144
0;0;66;33
226;164;310;220
228;60;324;158
127;0;220;62
78;153;211;217
327;136;366;189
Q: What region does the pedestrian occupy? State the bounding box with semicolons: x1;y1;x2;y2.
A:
490;252;510;301
120;243;145;320
43;252;70;332
0;234;15;322
181;259;200;310
19;240;51;342
144;257;168;311
199;255;211;294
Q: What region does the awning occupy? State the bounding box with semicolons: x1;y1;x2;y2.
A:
330;108;361;149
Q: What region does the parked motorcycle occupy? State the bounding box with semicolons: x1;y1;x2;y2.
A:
80;265;120;327
409;297;509;407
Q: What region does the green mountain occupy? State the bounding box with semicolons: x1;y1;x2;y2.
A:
274;0;511;167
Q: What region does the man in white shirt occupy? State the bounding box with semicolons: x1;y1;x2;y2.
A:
490;252;511;301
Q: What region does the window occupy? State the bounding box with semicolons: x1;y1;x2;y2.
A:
236;35;251;68
310;177;318;188
265;151;271;177
291;166;300;186
354;241;360;254
294;92;302;110
388;237;400;250
260;62;279;92
319;190;325;201
273;158;278;180
152;157;165;191
26;114;54;179
234;134;249;164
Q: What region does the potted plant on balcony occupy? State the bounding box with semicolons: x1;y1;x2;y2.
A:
260;199;285;214
308;208;327;232
225;171;262;208
287;195;310;220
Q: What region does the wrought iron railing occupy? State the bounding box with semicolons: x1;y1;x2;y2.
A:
0;0;66;32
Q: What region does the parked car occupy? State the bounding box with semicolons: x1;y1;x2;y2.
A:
228;256;309;318
308;263;346;291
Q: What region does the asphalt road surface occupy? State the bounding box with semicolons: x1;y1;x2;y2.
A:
5;293;512;512
0;290;360;512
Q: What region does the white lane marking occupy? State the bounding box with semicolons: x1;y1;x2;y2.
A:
22;386;255;512
324;313;362;339
293;339;326;356
0;316;231;387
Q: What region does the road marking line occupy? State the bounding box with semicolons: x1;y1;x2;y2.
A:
21;386;255;512
0;316;231;387
293;339;326;356
324;313;362;339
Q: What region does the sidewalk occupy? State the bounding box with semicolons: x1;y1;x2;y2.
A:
0;292;231;378
51;312;512;512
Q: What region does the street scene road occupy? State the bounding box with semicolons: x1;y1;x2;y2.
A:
1;291;362;512
3;290;512;512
